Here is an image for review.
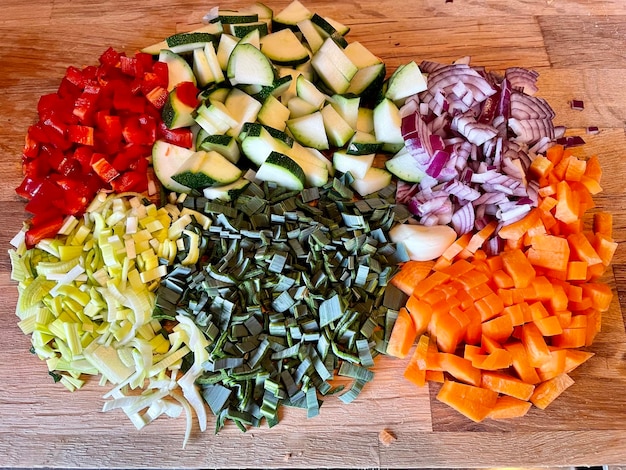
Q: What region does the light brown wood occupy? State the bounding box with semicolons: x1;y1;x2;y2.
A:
1;0;626;467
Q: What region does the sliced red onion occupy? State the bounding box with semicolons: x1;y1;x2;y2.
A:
426;149;450;177
510;92;555;120
451;202;475;235
451;114;498;146
555;135;586;147
508;117;555;144
570;99;584;110
498;78;512;120
505;67;539;96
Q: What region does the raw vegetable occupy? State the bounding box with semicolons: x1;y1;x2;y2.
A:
389;144;615;422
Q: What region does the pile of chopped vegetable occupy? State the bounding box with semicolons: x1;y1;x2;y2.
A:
8;0;618;446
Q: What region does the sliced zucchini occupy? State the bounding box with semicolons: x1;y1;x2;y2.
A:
257;95;290;131
297;145;334;177
384;61;428;102
193;47;215;88
311;52;350;94
329;93;360;129
344;41;381;68
255;151;305;191
253;74;294;101
286;111;329;150
260;29;310;66
356;107;375;133
296;74;326;108
142;24;223;55
346;63;386;98
316;38;357;80
196;102;237;134
385;148;427;183
171;150;243;189
240;122;293;146
227;43;275;87
219;9;259;24
231;21;269;39
286;143;329;187
321;104;355;148
310;14;348;47
287;96;319;118
152;140;194;194
198;134;241;163
238;28;262;48
158;49;196;91
201;86;230;104
346;131;382;155
373;98;404;146
272;0;312;31
224;88;263;137
332;150;374;179
217;34;239;71
241;125;292;166
165;32;217;54
323;16;350;36
351;167;393;197
247;2;274;26
203;177;250;202
297;18;325;53
162;87;197;130
204;42;225;84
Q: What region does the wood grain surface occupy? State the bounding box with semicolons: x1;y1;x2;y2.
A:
1;0;626;467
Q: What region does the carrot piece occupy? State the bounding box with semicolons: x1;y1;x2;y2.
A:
568;315;588;328
564;283;583;303
551;327;587;349
567;232;602;266
501;248;536;288
546;144;564;165
476;348;513;370
498;208;541;241
466;221;497;254
579;175;603;195
530;155;554;179
440;232;473;261
528;301;549;320
555;310;572;329
581;282;613;311
386;307;417;358
564;349;594;373
586;262;607;280
530;373;575;409
593;211;613;238
554;180;579;224
504;342;541;384
564;155;586;182
481;314;514;343
536;348;568;381
521;322;552;367
425;336;444;370
391;260;435;295
503;303;525;326
492;270;514;289
481;371;535;401
538;183;557;198
413;271;450;298
467;280;494;300
533;315;563;336
434;312;464;353
552;153;571;180
464;306;483;345
566;261;588;281
464;344;484;364
569;296;593;312
421;287;447;306
432;256;453;271
497;288;514;306
487;395;532;420
437;259;475;278
476;292;505;322
405;295;433;336
436;380;498;422
403;334;430;387
531;276;555;301
584;154;602;182
527;235;570;272
538;195;558;213
481;334;503;354
438;353;482;386
593;233;618;267
425;369;445;382
486;255;504;273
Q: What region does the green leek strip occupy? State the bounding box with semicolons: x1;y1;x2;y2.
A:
338;379;367;404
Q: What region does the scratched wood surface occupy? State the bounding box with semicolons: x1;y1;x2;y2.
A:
1;0;626;467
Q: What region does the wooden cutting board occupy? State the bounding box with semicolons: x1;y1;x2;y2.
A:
1;0;626;467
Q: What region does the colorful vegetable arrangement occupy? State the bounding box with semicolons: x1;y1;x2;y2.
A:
7;0;617;445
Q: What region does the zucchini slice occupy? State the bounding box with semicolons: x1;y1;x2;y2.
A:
255;151;306;190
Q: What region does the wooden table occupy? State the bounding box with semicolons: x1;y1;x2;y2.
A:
1;0;626;467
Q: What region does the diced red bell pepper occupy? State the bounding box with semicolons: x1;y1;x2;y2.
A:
111;143;150;172
157;121;193;148
24;178;65;216
96;113;122;143
175;81;200;108
135;53;154;76
113;84;145;113
152;61;169;89
72;146;94;174
57;77;82;100
99;47;121;67
91;156;120;183
120;55;139;77
25;216;65;248
145;86;168;110
16;176;43;200
65;66;86;89
111;170;148;193
68;125;94;146
122;114;156;146
73;92;99;123
22;156;52;180
23;131;41;159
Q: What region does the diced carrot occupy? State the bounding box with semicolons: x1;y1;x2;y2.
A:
493;270;514;289
584;154;602;182
436;380;498;422
501;249;536;288
440;232;473;261
466;221;497;254
533;315;563;336
433;312;464;353
438;353;482;386
567;232;602;266
412;334;432;370
569;296;593;312
497;288;514;306
422;287;447;306
568;315;587;328
391;260;435;295
531;276;555;301
581;282;613;311
538;196;558;212
466;280;494;301
425;336;443;371
527;235;570;272
579;175;603;195
487;395;532;419
586;262;607;280
564;155;586;182
551;327;586;349
475;348;513;370
438;258;475;278
564;283;583;303
480;334;503;354
528;301;549;320
481;313;514;343
432;256;453;271
566;261;588;281
503;303;525;326
564;349;594;373
504;341;541;384
464;306;483;345
546;144;564;165
530;155;554;179
403;359;426;387
481;371;535;401
403;334;430;387
476;292;505;322
555;310;572;329
593;233;618;267
538;183;557;198
498;208;541;241
536;348;568;381
464;344;483;364
386;307;417;358
405;295;433;336
593;211;613;239
521;322;552;367
485;255;504;273
554;181;579;224
425;370;445;382
530;373;575;409
413;271;450;298
552;154;571;181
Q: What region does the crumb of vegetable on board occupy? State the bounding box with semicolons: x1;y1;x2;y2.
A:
379;428;397;446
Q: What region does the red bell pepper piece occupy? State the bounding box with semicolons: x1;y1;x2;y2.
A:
25;216;65;248
91;156;120;183
96;113;123;143
68;125;94;146
157;122;193;148
15;176;43;200
120;55;139;77
111;170;148;193
23;131;41;159
99;47;121;67
175;81;200;108
65;66;86;89
145;86;168;110
152;61;169;89
24;178;65;216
